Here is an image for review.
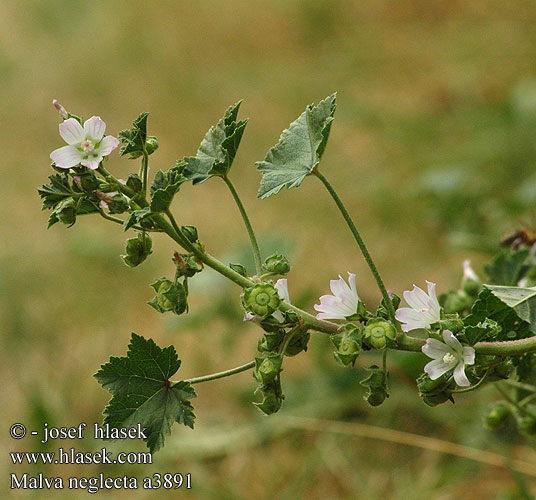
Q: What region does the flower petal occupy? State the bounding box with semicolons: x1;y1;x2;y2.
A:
424;359;452;380
59;118;85;145
426;281;438;304
453;362;470;387
395;307;427;325
274;279;290;303
50;145;83;169
316;311;346;320
96;135;120;157
347;273;358;298
442;330;463;354
84;116;106;141
330;276;351;298
463;346;475;365
81;156;103;170
403;285;430;311
422;338;450;359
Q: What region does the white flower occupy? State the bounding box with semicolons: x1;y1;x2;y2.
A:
395;281;441;332
273;278;290;322
422;330;475;387
50;116;119;170
314;272;359;320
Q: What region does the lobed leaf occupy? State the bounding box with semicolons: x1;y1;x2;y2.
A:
256;93;336;199
94;333;196;453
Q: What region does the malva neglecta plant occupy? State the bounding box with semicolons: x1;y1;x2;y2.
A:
38;94;536;453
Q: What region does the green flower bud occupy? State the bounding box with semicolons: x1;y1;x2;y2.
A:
284;331;310;356
254;354;283;385
253;380;284;415
79;173;100;192
173;252;203;278
421;392;452;407
361;365;389;407
56;198;76;226
331;324;362;367
263;254;291;275
518;416;536;435
146;136;159;155
122;232;153;267
438;316;464;333
363;319;396;350
181;225;199;243
148;278;188;315
257;331;285;352
108;194;129;214
243;284;280;317
483;402;510;430
126;174;143;193
230;263;248;277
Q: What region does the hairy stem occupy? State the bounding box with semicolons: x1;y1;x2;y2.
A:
222;175;262;274
182;360;256;385
313;170;397;327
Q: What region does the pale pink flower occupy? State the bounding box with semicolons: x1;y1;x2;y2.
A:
50;116;119;170
422;330;475;387
395;281;441;332
314;273;359;320
273;279;290;322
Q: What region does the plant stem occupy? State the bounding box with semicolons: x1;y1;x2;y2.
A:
504;380;536;393
182;361;255;385
222;175;262;274
140;149;149;198
313;170;397;327
495;383;536;418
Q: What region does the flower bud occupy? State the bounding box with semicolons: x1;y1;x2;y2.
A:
108;194;129;215
52;99;68;120
438;316;464;333
284;331;310;356
462;260;481;297
363;319;396;350
243;283;280;317
331;324;362;367
126;174;143;193
56;198;76;226
483;402;510;430
122;232;152;267
145;136;159;155
257;331;285;353
263;254;291;275
181;225;199;243
230;263;248;277
254;354;283;385
360;365;389;406
173;252;203;278
148;278;188;315
79;173;100;192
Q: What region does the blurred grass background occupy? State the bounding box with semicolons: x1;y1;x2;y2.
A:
2;0;536;498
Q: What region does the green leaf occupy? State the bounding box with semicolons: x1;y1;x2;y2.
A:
486;285;536;333
464;287;531;340
118;112;150;159
183;101;248;184
484;249;529;286
123;207;152;231
256;93;337;199
38;174;75;210
149;162;187;212
94;333;196;453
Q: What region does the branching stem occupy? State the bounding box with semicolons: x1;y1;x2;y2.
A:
182;361;255;385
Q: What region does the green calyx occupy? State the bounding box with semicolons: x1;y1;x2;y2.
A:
56;198;76;226
173;252;203;278
254;354;283;385
79;173;100;192
148;277;188;315
363;319;396;350
331;324;362;367
122;232;153;267
243;283;280;317
262;253;291;275
417;373;455;407
483;402;510;430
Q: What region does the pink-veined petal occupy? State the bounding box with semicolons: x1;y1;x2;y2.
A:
395;307;427;324
463;346;475;365
424;359;452;380
316;310;346;320
84;116;106;141
453;362;470;387
347;272;358;298
330;276;351;297
426;280;438;304
50;145;83;168
442;330;463;354
81;156;103;170
422;338;450;359
59;118;85;145
403;285;430;311
96;135;120;156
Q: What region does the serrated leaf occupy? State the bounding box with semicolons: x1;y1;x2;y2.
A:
94;333;196;453
123;207;152;231
256;93;336;199
464;287;531;340
484;249;529;286
486;285;536;333
149;164;187;212
38;174;75;210
183;101;248;184
118;112;150;159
